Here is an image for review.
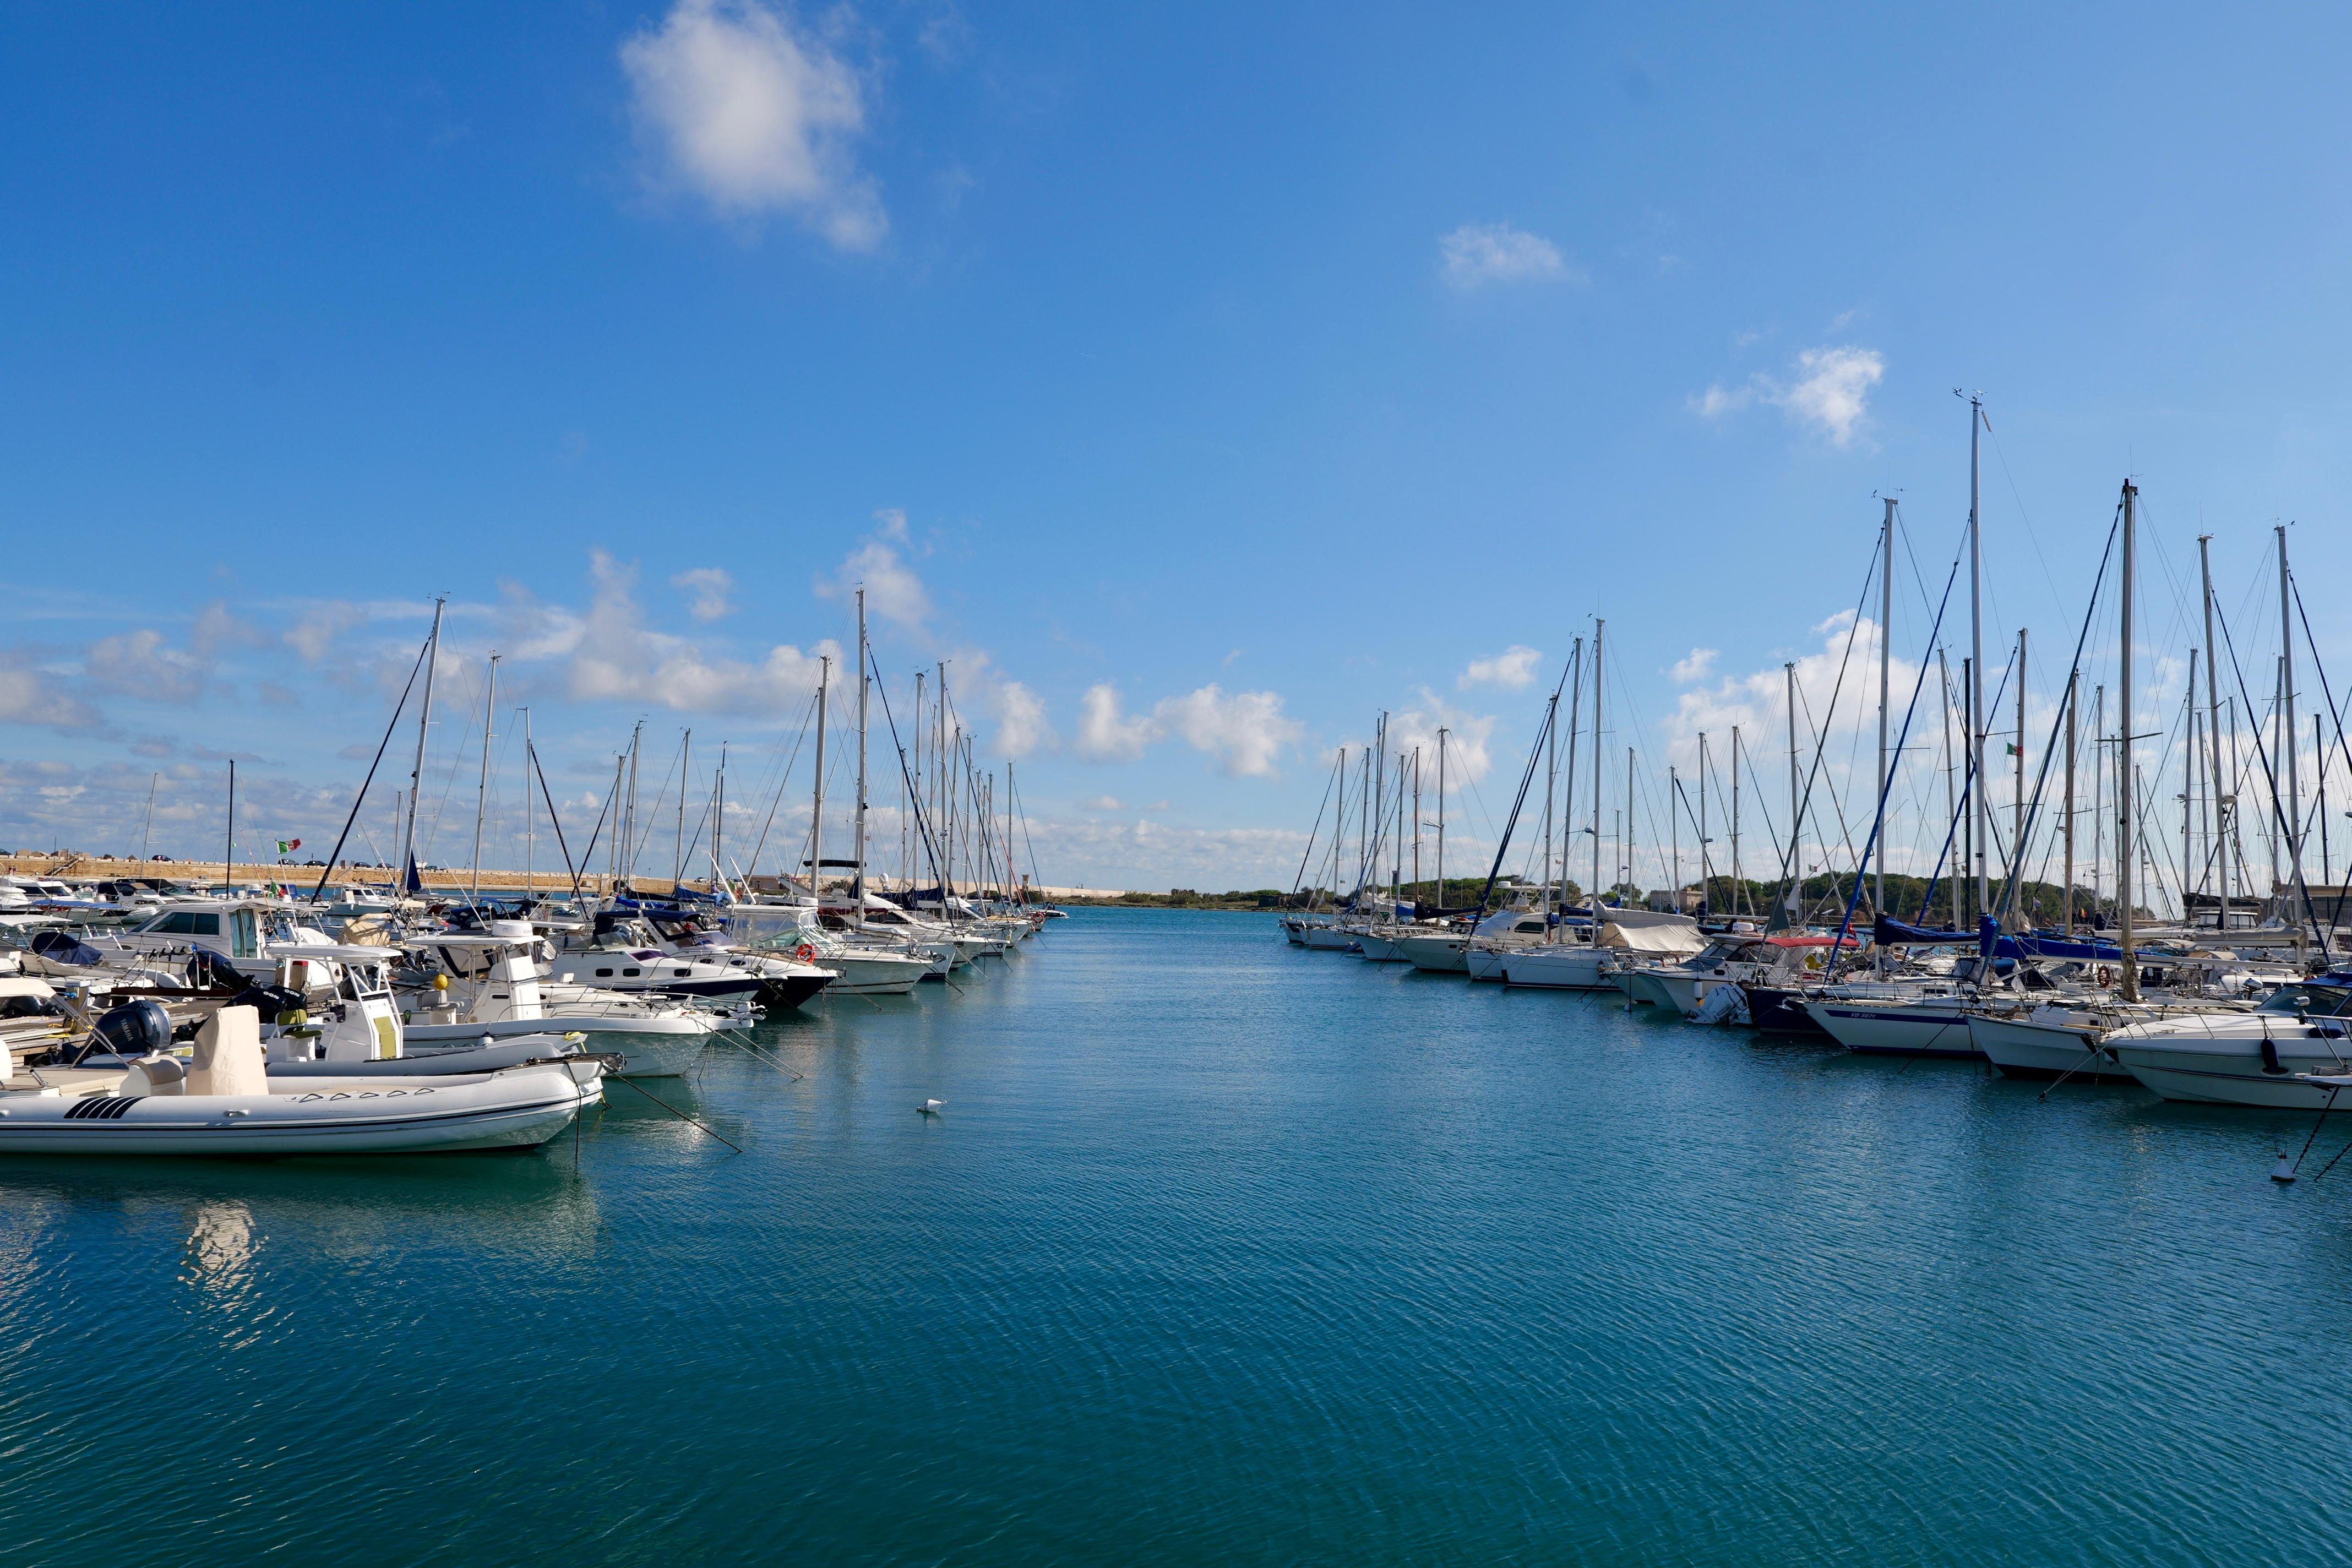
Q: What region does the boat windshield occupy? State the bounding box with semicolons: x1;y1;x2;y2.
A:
2260;983;2352;1017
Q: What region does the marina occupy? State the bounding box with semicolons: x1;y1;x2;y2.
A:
5;907;2352;1564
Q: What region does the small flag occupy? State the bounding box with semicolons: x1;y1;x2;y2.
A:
2004;743;2021;756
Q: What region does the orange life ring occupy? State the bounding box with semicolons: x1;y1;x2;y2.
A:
794;942;816;963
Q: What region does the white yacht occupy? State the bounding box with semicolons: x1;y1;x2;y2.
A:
1502;912;1706;991
85;898;335;982
2104;976;2352;1108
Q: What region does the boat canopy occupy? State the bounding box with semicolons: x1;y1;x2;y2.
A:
1599;923;1708;955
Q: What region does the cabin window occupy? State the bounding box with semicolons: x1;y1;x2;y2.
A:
595;967;614;978
673;968;690;978
623;967;640;977
191;913;222;936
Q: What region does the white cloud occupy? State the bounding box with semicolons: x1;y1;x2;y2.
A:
671;567;737;622
1077;683;1157;763
0;652;97;729
191;601;264;661
822;535;932;633
1392;689;1497;785
85;628;206;704
1439;222;1582;290
1669;648;1718;683
1460;645;1542;690
1777;347;1883;445
286;602;362;665
1153;685;1301;779
620;0;886;251
1076;794;1123;812
1691;344;1883;447
569;550;837;713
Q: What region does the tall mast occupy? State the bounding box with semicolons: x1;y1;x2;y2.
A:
2120;480;2138;1002
399;595;446;885
2279;524;2306;951
141;772;157;861
1698;732;1709;917
1969;392;1989;924
471;651;498;906
938;662;950;908
2092;685;2105;922
1412;747;1422;905
624;721;642;892
1628;747;1637;902
1786;661;1800;923
676;729;690;888
715;742;726;895
1543;696;1556;918
1939;648;1958;928
812;656;829;903
2199;535;2228;929
1591;619;1605;914
1877;498;1894;951
2013;627;2026;925
1731;726;1743;916
522;707;533;899
1669;763;1679;912
1435;732;1447;903
854;589;869;918
2063;675;2076;934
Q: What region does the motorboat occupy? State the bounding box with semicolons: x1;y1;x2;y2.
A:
0;1006;594;1154
547;913;774;1006
2104;974;2352;1108
1627;934;1839;1015
83;897;335;982
403;925;732;1077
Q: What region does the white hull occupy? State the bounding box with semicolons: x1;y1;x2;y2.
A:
1353;933;1408;962
1968;1015;2135;1083
0;1065;589;1153
1806;1000;1982;1058
1464;945;1512;982
2110;1032;2352;1109
1302;927;1357;951
1499;945;1612;990
400;1016;709;1077
1393;935;1468;973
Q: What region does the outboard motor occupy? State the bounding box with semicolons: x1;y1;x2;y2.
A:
227;982;308;1025
89;998;172;1061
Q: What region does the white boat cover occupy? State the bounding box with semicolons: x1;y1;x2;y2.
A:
1600;923;1709;955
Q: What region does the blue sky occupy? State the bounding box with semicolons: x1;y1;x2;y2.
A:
6;2;2351;895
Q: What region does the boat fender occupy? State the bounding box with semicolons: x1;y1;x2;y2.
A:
2260;1035;2287;1076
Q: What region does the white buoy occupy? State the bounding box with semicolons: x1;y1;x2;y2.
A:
2273;1151;2297;1184
918;1099;944;1115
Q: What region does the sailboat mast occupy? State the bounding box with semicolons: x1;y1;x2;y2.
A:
1543;694;1556;919
1939;648;1958;927
1627;747;1637;903
2013;627;2027;924
2063;675;2076;934
2120;481;2139;1002
854;589;869;917
624;721;642;893
399;595;446;883
1731;726;1743;916
1698;732;1709;917
676;729;690;887
1591;619;1605;915
1877;498;1893;949
812;656;829;904
1669;763;1679;912
1436;731;1448;904
522;707;533;899
1786;661;1799;922
471;651;498;906
2279;524;2306;951
1969;393;1989;924
2200;534;2228;928
715;741;726;896
1412;748;1422;904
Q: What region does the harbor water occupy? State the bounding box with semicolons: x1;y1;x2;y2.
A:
3;907;2348;1564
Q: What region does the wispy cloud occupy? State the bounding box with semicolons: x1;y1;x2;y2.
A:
569;550;839;714
620;0;885;251
1439;222;1583;290
1460;645;1542;690
671;567;736;622
1075;681;1302;778
1692;344;1884;447
1077;683;1156;763
1669;647;1718;683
